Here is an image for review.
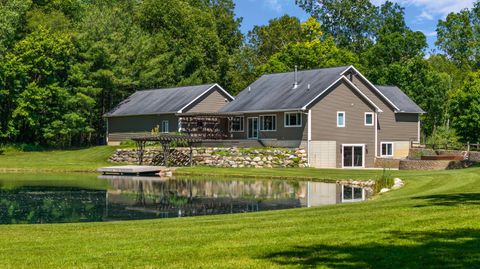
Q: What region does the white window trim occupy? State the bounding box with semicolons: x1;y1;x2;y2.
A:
284;112;302;127
337;111;345;128
380;142;394;157
161;120;169;133
364;112;374;126
230;116;244;132
341;185;366;203
259;114;277;131
341;144;365;169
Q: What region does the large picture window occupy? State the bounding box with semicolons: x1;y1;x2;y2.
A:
260;115;276;131
285;112;302;127
381;142;394;157
231;116;244;132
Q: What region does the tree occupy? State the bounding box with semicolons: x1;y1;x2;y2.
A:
449;71;480;143
375;57;452;136
247;15;303;64
256;18;358;74
296;0;378;52
436;9;477;67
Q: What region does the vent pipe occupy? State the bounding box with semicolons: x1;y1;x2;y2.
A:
293;65;298;89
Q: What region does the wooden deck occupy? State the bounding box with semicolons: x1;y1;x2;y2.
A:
98;165;167;175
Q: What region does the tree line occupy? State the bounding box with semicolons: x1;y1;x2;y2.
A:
0;0;478;148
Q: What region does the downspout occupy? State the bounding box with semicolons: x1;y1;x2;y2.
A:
374;111;378;158
418;117;421;143
307;109;312;166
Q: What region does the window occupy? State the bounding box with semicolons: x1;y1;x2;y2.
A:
231;116;244;132
337;111;345;127
381;142;394;157
342;185;365;202
161;120;169;133
285;112;302;127
260;115;276;131
365;112;374;126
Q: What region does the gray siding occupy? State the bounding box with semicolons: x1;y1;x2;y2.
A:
310;80;376;168
231;112;307;142
108;114;178;141
350;75;419;155
184;87;231;113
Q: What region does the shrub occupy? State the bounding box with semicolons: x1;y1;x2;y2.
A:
427;126;462;149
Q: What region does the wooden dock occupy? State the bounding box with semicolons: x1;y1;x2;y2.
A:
98;165;171;176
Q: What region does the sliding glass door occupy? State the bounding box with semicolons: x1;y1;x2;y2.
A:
343;145;364;168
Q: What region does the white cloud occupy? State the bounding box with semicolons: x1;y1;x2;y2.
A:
373;0;475;17
418;10;433;20
423;31;437;37
250;0;283;12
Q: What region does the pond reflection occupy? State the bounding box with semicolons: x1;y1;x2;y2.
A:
0;175;368;224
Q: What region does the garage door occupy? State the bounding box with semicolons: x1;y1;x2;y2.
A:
309;141;337;168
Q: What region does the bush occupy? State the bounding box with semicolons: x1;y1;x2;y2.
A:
427;126;463;149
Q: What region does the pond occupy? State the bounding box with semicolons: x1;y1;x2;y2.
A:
0;174;369;224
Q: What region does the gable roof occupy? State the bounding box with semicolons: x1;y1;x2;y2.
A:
219;66;352;113
105;84;233;117
375;86;426;114
220;66;383;113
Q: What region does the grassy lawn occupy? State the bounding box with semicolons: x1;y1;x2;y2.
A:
0;146;118;172
0;167;479;268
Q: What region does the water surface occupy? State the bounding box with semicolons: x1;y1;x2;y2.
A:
0;173;368;224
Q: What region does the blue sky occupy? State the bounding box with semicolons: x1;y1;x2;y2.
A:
234;0;476;51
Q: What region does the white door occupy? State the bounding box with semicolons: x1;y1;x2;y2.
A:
247;117;258;139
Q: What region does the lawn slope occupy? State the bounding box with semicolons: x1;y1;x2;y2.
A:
0;167;479;268
0;146;117;172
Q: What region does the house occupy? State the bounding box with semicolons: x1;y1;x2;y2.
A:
104;84;234;145
105;65;424;169
219;65;424;168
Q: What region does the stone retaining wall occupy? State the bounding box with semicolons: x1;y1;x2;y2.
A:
109;147;308;168
409;148;480;162
399;159;475;170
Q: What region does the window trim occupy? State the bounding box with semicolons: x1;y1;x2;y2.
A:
364;112;374;126
259;114;277;131
284;112;302;127
380;142;394;157
341;185;365;203
337;111;345;128
161;120;169;133
230;116;245;132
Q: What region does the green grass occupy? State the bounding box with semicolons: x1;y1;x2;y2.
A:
0;167;479;268
0;146;119;172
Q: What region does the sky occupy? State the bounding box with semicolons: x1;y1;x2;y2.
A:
234;0;476;51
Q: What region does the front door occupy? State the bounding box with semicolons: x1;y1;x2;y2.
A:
247;117;258;139
343;145;364;168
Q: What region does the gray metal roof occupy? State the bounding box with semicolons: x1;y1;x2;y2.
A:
105;84;218;117
219;66;350;112
375;86;425;113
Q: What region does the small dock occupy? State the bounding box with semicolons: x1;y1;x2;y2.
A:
98;165;173;176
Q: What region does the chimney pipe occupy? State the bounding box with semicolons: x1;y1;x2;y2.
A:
293;65;298;89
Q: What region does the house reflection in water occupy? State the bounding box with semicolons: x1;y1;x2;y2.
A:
100;176;368;220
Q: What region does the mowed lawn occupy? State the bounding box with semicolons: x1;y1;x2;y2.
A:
0;167;479;268
0;146;118;172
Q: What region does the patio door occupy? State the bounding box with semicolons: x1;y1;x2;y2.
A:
342;145;364;168
247;117;258;139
